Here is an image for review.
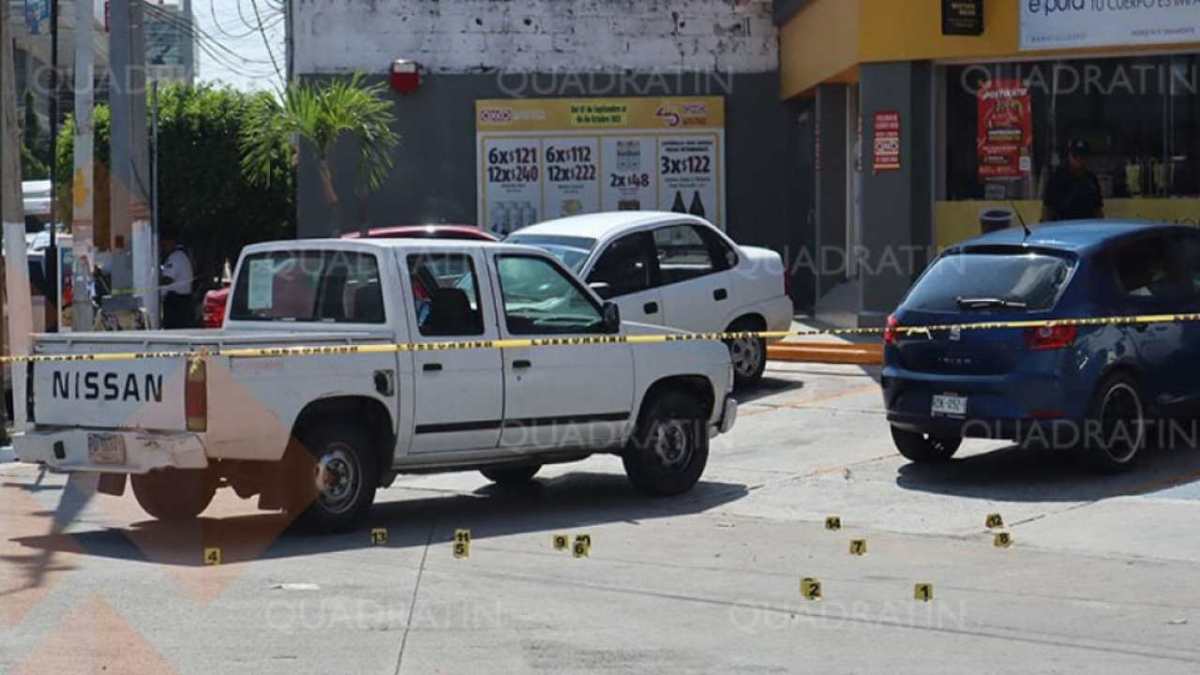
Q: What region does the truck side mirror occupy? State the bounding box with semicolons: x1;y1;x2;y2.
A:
602;302;621;334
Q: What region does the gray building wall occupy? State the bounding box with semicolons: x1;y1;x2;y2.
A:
814;83;847;302
858;61;935;325
293;0;808;309
297;71;807;308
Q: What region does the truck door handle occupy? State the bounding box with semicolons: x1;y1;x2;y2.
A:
513;359;532;369
643;302;659;314
423;363;443;372
713;289;728;301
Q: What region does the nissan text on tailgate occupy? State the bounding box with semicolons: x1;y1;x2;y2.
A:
17;238;737;532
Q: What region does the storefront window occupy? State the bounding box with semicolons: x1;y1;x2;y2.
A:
945;54;1200;204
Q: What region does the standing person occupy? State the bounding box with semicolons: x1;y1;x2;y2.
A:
1041;138;1105;222
159;228;194;328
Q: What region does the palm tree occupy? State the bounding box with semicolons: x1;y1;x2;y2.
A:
241;74;399;234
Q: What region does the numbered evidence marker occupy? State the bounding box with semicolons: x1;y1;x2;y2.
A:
203;547;222;566
573;534;592;558
454;529;471;559
370;528;389;545
553;534;570;551
825;516;842;531
914;583;934;602
849;539;867;556
985;513;1004;529
994;532;1013;549
800;577;822;601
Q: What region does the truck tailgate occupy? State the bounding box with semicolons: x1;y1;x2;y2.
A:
32;357;188;430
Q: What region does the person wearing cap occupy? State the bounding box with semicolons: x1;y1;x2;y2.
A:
159;228;195;329
1042;139;1105;222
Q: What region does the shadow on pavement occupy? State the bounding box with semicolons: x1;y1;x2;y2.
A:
895;442;1200;503
735;376;803;404
9;472;748;568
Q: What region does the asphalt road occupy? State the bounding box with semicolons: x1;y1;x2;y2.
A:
4;358;1200;674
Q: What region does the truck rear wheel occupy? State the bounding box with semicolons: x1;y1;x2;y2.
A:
293;422;379;533
480;465;540;485
131;469;216;521
623;390;709;496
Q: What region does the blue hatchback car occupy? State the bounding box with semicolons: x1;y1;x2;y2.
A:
883;221;1200;470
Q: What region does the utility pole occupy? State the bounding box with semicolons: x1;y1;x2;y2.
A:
2;0;35;434
73;0;96;330
109;0;155;327
46;0;59;332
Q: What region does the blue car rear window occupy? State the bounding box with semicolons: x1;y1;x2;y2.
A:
905;252;1074;312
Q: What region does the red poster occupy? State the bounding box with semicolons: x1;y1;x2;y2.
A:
977;79;1033;180
873;111;901;173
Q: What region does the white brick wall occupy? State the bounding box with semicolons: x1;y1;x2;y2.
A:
293;0;777;75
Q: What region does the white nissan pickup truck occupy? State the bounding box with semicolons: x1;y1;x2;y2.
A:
16;239;737;532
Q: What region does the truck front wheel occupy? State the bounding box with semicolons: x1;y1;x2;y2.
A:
623;390;709;496
131;469;216;521
293;422;379;533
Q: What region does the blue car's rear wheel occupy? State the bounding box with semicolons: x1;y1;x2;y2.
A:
1082;373;1146;472
890;426;962;463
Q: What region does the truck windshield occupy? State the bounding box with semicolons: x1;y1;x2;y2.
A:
229;250;385;323
903;251;1075;313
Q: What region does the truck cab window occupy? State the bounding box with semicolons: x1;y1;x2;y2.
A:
230;250;384;323
496;255;604;335
407;253;484;336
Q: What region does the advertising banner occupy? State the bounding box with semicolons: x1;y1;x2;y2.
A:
24;0;50;34
872;111;901;173
1020;0;1200;51
476;97;726;236
977;79;1033;180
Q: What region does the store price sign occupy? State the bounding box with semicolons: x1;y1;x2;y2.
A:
873;111;902;174
480;139;541;237
476;97;727;234
543;139;599;219
658;137;718;219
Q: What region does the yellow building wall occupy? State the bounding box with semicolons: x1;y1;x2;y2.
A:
779;0;861;98
857;0;1019;63
780;0;1200;99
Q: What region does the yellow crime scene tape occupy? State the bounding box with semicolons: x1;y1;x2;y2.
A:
3;312;1200;365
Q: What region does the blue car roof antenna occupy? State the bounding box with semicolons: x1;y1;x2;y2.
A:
1013;201;1032;240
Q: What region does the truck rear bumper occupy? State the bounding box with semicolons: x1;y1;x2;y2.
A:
14;428;209;474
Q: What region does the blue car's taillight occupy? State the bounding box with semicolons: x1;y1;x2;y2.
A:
1024;325;1077;351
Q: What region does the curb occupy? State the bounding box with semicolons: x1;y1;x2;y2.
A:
768;342;883;366
0;446;15;463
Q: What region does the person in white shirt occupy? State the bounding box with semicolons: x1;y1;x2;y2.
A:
159;229;194;328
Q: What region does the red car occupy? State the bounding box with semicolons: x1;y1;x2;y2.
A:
201;225;497;328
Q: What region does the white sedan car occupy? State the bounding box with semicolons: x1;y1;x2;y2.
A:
509;212;793;386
